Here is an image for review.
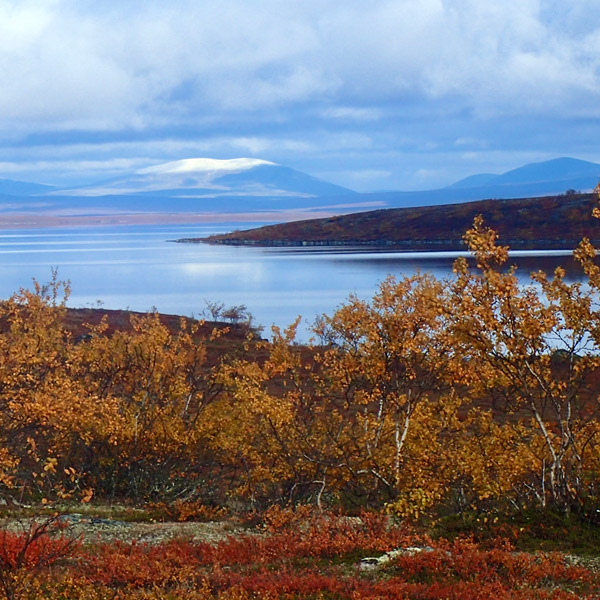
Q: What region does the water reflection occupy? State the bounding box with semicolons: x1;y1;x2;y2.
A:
0;224;593;341
267;246;586;285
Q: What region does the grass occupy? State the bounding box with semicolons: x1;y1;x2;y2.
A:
433;507;600;556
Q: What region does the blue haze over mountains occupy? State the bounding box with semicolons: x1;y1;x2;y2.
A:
0;157;599;217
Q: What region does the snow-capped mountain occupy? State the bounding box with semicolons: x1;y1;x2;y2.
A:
54;158;353;199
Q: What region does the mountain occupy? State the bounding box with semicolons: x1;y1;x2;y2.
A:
448;157;600;190
197;191;600;251
0;179;55;196
2;156;600;222
447;173;498;189
348;157;600;211
54;158;354;199
0;157;365;219
488;157;600;186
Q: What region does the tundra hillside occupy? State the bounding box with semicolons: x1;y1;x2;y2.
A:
195;191;600;250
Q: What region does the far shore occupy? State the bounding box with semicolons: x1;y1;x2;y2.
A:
0;210;337;229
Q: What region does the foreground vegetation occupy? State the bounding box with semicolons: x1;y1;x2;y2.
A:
0;508;599;599
3;205;600;595
4;216;600;516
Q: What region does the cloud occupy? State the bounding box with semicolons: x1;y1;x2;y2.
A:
320;107;383;121
0;1;599;190
1;0;599;130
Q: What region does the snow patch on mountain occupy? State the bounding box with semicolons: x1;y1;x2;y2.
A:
137;158;276;175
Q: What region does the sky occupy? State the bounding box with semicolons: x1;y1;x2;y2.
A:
1;0;600;192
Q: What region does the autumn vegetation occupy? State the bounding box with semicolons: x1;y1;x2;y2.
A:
2;206;600;596
0;508;596;599
200;191;600;250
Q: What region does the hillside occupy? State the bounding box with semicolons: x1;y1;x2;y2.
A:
195;191;600;250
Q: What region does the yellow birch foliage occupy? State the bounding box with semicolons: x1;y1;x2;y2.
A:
69;312;224;500
450;215;600;513
216;275;474;513
0;275;224;502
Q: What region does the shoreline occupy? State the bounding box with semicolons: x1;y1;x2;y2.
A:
0;210;338;230
181;236;595;252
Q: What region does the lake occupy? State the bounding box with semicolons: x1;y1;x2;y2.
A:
0;223;586;340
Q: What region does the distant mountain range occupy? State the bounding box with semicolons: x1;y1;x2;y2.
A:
0;156;599;219
357;157;600;210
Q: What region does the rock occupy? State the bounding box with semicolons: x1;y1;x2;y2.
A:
359;546;436;569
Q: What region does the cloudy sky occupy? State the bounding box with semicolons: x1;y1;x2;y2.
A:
1;0;599;191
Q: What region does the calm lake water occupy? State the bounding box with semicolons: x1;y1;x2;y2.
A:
0;223;586;340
